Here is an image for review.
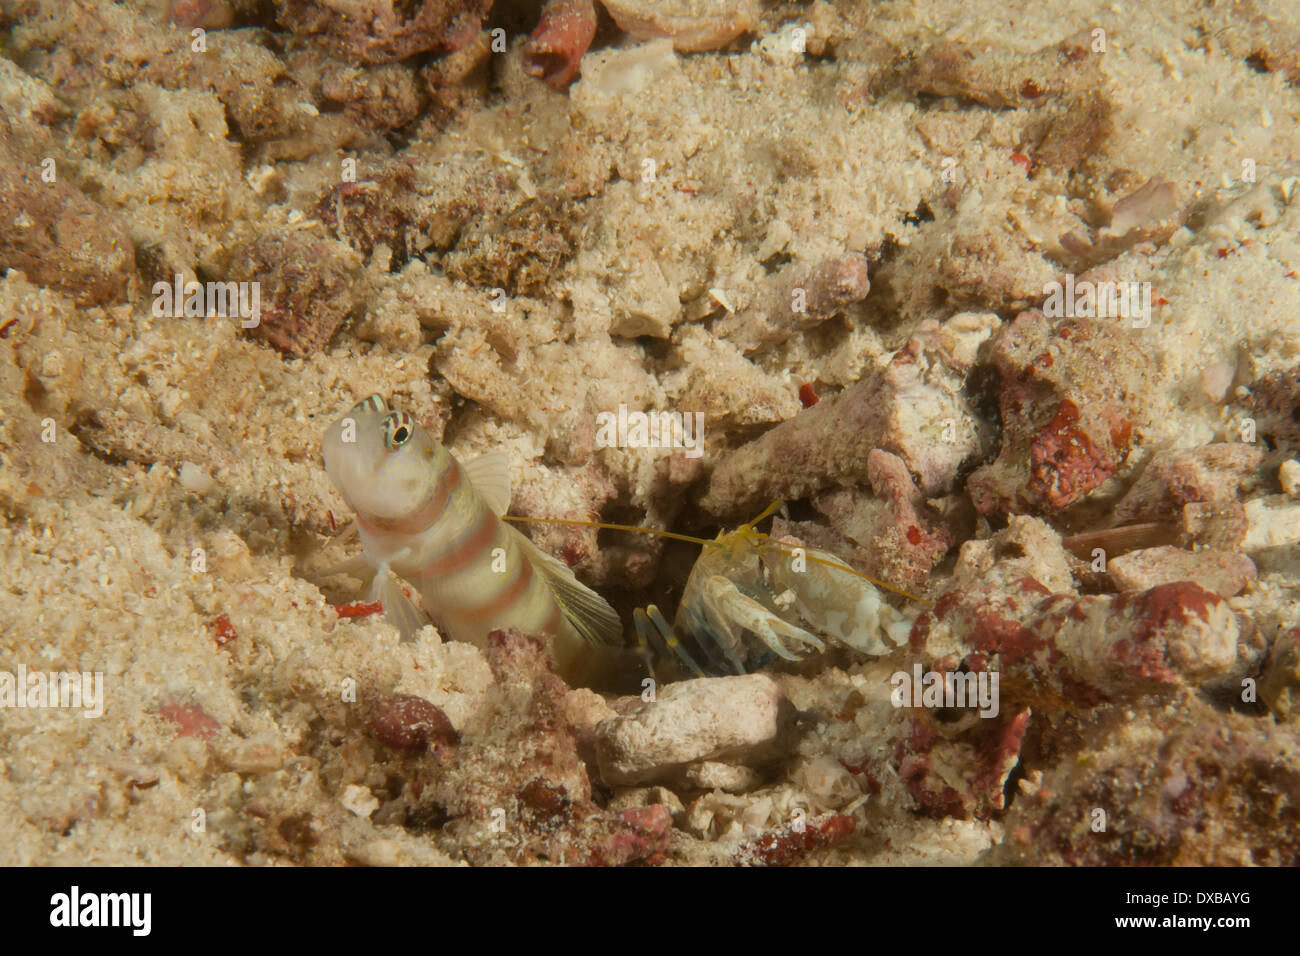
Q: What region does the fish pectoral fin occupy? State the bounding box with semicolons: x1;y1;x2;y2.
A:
371;566;427;642
513;530;622;647
462;452;512;515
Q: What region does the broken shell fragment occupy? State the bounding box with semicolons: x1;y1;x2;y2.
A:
599;0;758;52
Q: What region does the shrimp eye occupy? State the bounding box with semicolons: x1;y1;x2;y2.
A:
383;412;413;449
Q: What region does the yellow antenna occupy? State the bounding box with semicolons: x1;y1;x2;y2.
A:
740;498;784;530
503;501;932;606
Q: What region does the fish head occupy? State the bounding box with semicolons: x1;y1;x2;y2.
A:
323;394;445;523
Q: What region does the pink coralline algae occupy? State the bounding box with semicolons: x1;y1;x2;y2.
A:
894;708;1031;818
968;311;1152;514
912;578;1238;708
734;813;855;866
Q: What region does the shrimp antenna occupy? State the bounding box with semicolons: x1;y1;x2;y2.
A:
502;501;931;606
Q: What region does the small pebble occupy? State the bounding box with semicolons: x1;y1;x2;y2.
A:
1200;361;1234;402
340;784;380;818
179;462;216;495
368;694;459;752
1281;459;1300;498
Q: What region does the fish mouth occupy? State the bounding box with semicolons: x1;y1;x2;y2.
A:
323;406;385;502
323;397;422;522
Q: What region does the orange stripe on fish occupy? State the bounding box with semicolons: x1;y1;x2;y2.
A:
462;557;534;622
419;511;497;577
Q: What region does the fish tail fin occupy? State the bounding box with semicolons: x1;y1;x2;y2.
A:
512;528;623;647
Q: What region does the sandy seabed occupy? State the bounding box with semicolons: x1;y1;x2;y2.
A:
1;0;1298;866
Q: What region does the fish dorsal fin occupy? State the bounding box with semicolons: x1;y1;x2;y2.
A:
512;528;623;647
462;452;511;515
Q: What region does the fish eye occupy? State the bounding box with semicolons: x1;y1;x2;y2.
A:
383;412;414;449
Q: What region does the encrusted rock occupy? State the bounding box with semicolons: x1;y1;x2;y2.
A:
409;630;594;850
914;578;1239;708
822;449;953;592
421;28;492;122
993;700;1300;864
1107;545;1256;598
907;31;1104;109
951;515;1076;595
274;0;490;65
572;805;672;865
702;312;999;517
968;311;1153;514
734;812;855;866
0;115;134;306
711;252;870;354
1059;177;1183;267
442;196;578;297
228;232;362;357
894;708;1031;819
1260;626;1300;722
775;449;953;595
1113;443;1263;525
316;61;424;131
1242;364;1300;446
595;674;795;786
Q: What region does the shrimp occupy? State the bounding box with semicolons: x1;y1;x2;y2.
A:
505;502;927;681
